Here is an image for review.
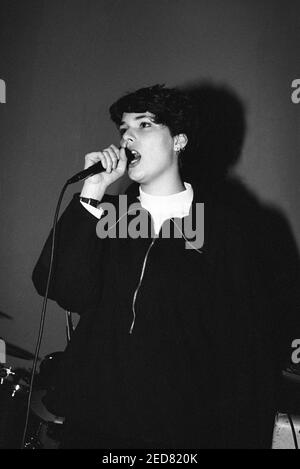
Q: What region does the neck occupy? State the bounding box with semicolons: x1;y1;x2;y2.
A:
140;171;185;196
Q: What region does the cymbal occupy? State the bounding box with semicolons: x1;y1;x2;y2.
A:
5;341;36;360
0;310;13;320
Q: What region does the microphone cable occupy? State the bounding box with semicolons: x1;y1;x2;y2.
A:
21;181;69;448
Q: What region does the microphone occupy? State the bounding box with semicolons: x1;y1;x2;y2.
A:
67;148;134;185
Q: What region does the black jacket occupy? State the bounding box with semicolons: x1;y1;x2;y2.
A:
32;179;300;448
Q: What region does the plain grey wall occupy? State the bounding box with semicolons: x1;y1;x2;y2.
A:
0;0;299;368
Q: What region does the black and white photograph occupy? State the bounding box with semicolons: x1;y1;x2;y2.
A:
0;0;300;452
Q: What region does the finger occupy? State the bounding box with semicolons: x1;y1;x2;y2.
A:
118;147;127;161
108;146;119;169
100;152;107;169
110;144;120;160
84;152;102;169
102;150;112;173
117;147;128;172
104;147;118;170
112;147;121;169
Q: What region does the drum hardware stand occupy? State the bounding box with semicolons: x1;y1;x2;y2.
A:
0;365;15;385
23;423;43;449
22;311;73;449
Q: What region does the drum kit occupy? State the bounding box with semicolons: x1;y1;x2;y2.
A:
0;310;65;449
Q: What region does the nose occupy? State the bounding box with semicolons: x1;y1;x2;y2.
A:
120;128;135;147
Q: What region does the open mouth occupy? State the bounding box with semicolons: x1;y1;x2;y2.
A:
128;149;141;167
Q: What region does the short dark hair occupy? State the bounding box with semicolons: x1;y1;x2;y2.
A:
109;84;195;140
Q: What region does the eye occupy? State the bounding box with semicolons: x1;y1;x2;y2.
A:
119;128;127;136
140;121;151;129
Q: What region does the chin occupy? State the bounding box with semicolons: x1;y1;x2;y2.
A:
128;167;146;183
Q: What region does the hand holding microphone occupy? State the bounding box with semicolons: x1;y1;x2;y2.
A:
69;145;133;200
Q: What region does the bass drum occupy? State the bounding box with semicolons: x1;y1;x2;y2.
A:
25;352;65;449
27;388;65;449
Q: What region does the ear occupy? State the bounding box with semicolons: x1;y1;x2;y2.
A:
174;133;188;152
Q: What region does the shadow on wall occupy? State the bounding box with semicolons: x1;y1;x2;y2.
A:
182;82;300;423
185;82;300;406
181;80;247;188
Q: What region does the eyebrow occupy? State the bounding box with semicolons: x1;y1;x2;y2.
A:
120;114;155;126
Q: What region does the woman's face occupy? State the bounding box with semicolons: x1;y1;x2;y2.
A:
119;112;179;188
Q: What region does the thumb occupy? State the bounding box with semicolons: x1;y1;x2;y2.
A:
118;147;128;171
